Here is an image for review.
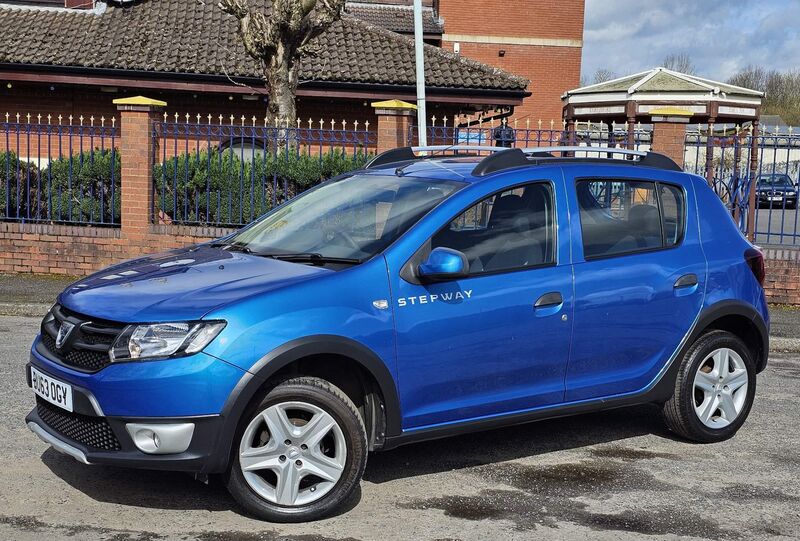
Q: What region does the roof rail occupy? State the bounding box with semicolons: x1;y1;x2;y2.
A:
475;147;682;175
365;145;682;174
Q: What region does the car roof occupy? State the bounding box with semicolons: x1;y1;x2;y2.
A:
360;149;683;184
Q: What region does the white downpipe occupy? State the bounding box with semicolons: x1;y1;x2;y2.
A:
413;0;428;147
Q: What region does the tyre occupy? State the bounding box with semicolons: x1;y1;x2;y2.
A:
226;377;368;522
661;330;756;443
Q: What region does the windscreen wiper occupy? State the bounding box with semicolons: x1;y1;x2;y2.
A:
265;253;362;266
214;242;252;254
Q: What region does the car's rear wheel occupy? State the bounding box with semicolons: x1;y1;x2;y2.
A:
661;330;756;442
226;377;367;522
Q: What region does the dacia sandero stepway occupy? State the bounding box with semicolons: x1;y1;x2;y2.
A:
25;146;769;522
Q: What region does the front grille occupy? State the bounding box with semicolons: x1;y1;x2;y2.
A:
38;305;123;372
36;397;121;451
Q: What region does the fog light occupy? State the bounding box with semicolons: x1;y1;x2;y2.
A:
126;423;194;455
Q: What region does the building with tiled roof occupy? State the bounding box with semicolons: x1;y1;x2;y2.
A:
344;0;586;122
0;0;534;125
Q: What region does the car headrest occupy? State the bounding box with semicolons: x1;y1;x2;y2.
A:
628;204;660;236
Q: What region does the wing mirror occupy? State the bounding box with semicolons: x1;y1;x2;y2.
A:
418;247;469;282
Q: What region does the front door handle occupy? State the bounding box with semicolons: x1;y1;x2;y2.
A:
674;274;698;288
534;291;563;308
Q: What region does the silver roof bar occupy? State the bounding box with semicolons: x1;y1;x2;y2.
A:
409;145;504;153
519;146;647;157
407;145;648;158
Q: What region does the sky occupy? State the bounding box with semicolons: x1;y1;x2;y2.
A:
581;0;800;83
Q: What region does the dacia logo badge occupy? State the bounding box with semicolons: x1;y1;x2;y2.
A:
55;321;75;349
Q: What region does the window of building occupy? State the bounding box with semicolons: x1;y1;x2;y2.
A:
430;182;555;274
577;179;686;259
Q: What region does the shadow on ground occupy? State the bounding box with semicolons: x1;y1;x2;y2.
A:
38;404;669;516
41;447;362;520
364;403;673;483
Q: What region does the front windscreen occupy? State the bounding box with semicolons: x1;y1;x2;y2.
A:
759;175;793;187
223;174;463;261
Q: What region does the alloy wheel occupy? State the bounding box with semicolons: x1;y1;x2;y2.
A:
239;401;347;506
693;347;749;429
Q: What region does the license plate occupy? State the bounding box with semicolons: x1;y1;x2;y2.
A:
30;366;73;412
770;196;784;201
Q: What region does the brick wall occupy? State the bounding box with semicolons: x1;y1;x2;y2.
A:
651;122;687;168
439;0;585;122
763;246;800;305
0;222;233;276
441;43;582;123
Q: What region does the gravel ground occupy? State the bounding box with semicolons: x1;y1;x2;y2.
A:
1;315;799;541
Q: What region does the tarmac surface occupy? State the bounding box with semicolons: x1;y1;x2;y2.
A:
0;312;798;541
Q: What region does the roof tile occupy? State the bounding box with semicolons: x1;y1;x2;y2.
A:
0;0;527;93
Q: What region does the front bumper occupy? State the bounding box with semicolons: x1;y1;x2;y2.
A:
24;339;249;472
25;400;226;471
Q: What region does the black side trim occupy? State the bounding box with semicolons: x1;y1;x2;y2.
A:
381;299;769;450
205;336;401;472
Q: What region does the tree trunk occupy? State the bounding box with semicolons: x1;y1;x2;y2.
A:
265;44;299;128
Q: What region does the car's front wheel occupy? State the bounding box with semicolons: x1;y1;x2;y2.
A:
661;330;756;442
226;377;368;522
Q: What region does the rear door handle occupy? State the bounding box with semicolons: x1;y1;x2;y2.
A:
534;292;563;308
674;274;698;288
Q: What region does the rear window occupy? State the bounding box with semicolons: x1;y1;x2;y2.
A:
577;179;686;259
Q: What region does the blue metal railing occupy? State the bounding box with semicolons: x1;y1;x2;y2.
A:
684;130;800;245
408;122;652;151
1;117;119;226
152;119;376;227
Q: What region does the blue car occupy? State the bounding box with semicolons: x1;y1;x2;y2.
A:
25;146;769;522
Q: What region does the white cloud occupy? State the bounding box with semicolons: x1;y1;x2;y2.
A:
582;0;800;84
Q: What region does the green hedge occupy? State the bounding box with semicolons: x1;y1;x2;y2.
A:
1;147;370;227
154;148;373;226
0;149;121;224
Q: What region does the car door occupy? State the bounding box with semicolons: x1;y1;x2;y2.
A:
565;170;706;401
386;178;574;430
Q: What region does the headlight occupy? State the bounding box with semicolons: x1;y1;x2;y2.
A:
110;321;226;362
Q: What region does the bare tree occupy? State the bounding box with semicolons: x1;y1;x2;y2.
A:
591;68;618;84
219;0;346;125
662;53;696;75
729;65;800;126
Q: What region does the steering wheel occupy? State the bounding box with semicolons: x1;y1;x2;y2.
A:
323;229;360;252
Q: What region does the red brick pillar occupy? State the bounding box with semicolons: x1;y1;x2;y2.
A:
650;108;692;169
114;96;165;242
372;100;417;153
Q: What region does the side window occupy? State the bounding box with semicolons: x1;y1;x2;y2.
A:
659;184;685;246
577;179;685;259
431;182;555;274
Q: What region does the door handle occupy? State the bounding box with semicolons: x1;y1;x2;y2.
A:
534;292;563;308
673;274;698;289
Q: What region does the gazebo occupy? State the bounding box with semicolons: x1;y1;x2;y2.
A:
561;67;764;168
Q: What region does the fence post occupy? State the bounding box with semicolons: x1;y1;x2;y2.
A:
704;117;717;185
747;120;760;242
113;96;165;241
372;100;417;153
649;108;692;169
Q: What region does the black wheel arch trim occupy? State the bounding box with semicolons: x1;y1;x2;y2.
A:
207;335;401;473
692;299;769;372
